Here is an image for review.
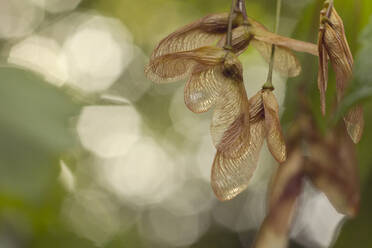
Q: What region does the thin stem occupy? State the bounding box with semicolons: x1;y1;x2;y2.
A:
239;0;249;24
274;0;282;33
263;46;276;89
325;0;334;17
225;0;238;49
263;0;282;90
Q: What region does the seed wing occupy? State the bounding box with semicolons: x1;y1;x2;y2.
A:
145;53;197;83
184;64;223;113
323;8;364;143
251;39;301;78
217;25;252;54
324;9;353;101
150;13;229;59
145;46;224;83
211;118;265;201
344;105;364;144
262;90;287;163
210;77;247;151
317;31;329;116
211;92;266;201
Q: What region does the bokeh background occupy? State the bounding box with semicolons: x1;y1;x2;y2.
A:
0;0;371;247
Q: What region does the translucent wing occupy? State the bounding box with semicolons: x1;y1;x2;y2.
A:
328;7;353;69
209;52;252;159
323;8;364;143
217;86;250;157
251;39;301;78
210;78;248;152
211;92;266;201
211;119;265;201
344;105;364;144
145;53;197;83
217;25;253;55
262;90;287;163
324;24;352;101
151;13;230;59
145;46;224;83
317;31;329;116
324;7;353;102
184;64;223;113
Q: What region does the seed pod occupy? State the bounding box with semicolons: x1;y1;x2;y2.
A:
317;3;364;143
150;13;243;60
317;18;329;116
210;55;250;157
145;46;226;83
322;7;353;101
184;64;223;113
219;21;303;78
262;90;287;163
211;89;287;201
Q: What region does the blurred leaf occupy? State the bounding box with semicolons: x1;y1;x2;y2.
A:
0;67;81;203
333;174;372;248
337;16;372;115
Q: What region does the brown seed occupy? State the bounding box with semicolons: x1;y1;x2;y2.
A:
262;90;287;163
211;89;287;201
150;13;243;60
145;46;225;83
317;4;364;143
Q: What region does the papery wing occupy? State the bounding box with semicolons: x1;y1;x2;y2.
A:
217;25;252;55
151;13;229;59
317;30;329;116
211;119;265;201
210;76;242;147
344;105;364;144
324;14;353;101
210;77;249;154
251;39;301;78
262;90;287;163
216;83;250;157
329;7;353;68
184;65;223;113
145;46;224;83
145;53;197;83
324;8;364;142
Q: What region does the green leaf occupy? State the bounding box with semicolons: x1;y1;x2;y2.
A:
0;67;81;203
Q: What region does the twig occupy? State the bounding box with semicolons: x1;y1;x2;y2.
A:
225;0;238;49
263;0;282;90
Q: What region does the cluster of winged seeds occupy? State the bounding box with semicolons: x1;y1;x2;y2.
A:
252;2;363;247
318;1;364;143
145;0;364;247
145;3;312;201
